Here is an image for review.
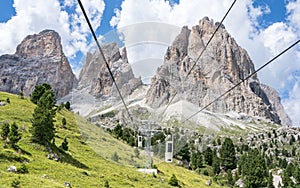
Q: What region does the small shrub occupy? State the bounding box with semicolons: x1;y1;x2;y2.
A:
168;174;179;186
11;177;21;188
61;138;69;151
18;92;24;99
65;101;71;110
62;118;67;127
6;97;10;104
203;169;209;176
104;180;110;188
112;152;119;162
18;164;29;174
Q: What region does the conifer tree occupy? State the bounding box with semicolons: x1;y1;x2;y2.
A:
61;137;68;151
268;172;274;188
8;122;21;148
31;85;56;145
1;122;10;145
220;137;236;171
204;147;213;166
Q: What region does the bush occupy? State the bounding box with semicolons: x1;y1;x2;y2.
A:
18;164;29;174
112;152;119;162
104;180;110;188
168;174;179;186
61;137;69;151
203;169;209;176
65;101;71;110
62;118;67;127
11;177;21;188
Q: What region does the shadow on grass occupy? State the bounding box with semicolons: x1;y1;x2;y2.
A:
0;149;30;163
49;144;89;170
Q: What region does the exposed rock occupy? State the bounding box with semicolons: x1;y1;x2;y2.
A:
7;166;17;173
0;101;6;106
78;43;142;98
146;17;288;125
260;84;292;126
0;30;77;98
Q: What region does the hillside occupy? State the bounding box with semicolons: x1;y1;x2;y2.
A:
0;92;221;188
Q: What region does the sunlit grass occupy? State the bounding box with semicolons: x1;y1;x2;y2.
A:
0;92;217;188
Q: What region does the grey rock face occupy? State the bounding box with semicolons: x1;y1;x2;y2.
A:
0;30;77;98
260;84;292;126
78;43;142;98
146;17;289;125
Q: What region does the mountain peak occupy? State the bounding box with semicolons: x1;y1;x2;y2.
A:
0;30;77;98
16;29;62;58
146;17;290;125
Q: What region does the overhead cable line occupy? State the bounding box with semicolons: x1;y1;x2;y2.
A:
162;0;237;115
77;0;134;124
182;39;300;124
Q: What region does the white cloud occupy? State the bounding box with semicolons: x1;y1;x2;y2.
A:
283;83;300;126
110;0;300;126
0;0;105;60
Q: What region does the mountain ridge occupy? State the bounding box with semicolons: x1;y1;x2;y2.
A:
0;17;292;126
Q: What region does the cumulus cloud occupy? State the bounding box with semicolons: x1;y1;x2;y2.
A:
110;0;300;126
283;83;300;126
0;0;105;63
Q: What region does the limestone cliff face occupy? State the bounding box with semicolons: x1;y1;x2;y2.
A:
78;43;142;98
146;17;289;125
260;84;292;126
0;30;77;98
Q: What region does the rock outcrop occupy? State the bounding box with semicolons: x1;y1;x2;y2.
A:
78;43;142;98
260;84;292;126
146;17;289;125
0;30;77;98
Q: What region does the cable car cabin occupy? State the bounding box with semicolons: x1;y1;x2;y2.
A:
165;141;173;162
138;135;143;147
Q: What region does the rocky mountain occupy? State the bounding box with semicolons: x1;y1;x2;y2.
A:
0;30;77;98
260;84;292;126
145;17;290;126
78;43;142;98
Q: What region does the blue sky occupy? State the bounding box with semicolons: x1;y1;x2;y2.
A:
0;0;299;126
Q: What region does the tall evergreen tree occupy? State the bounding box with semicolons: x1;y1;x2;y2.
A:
8;122;21;148
190;151;202;170
31;83;52;104
204;147;213;166
268;172;274;188
241;149;268;187
212;155;221;175
220;137;236;171
227;170;234;186
31;85;56;145
1;122;10;145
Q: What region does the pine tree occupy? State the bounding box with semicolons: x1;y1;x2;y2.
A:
168;174;179;186
204;147;213;166
31;86;56;145
1;122;10;145
227;170;234;186
8;122;21;149
62;118;67;127
65;101;71;110
61;137;68;151
268;172;274;188
190;151;202;170
31;83;52;104
212;155;221;175
104;180;110;188
220;137;236;171
242;149;268;187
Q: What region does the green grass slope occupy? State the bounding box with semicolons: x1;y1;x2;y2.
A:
0;92;222;188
